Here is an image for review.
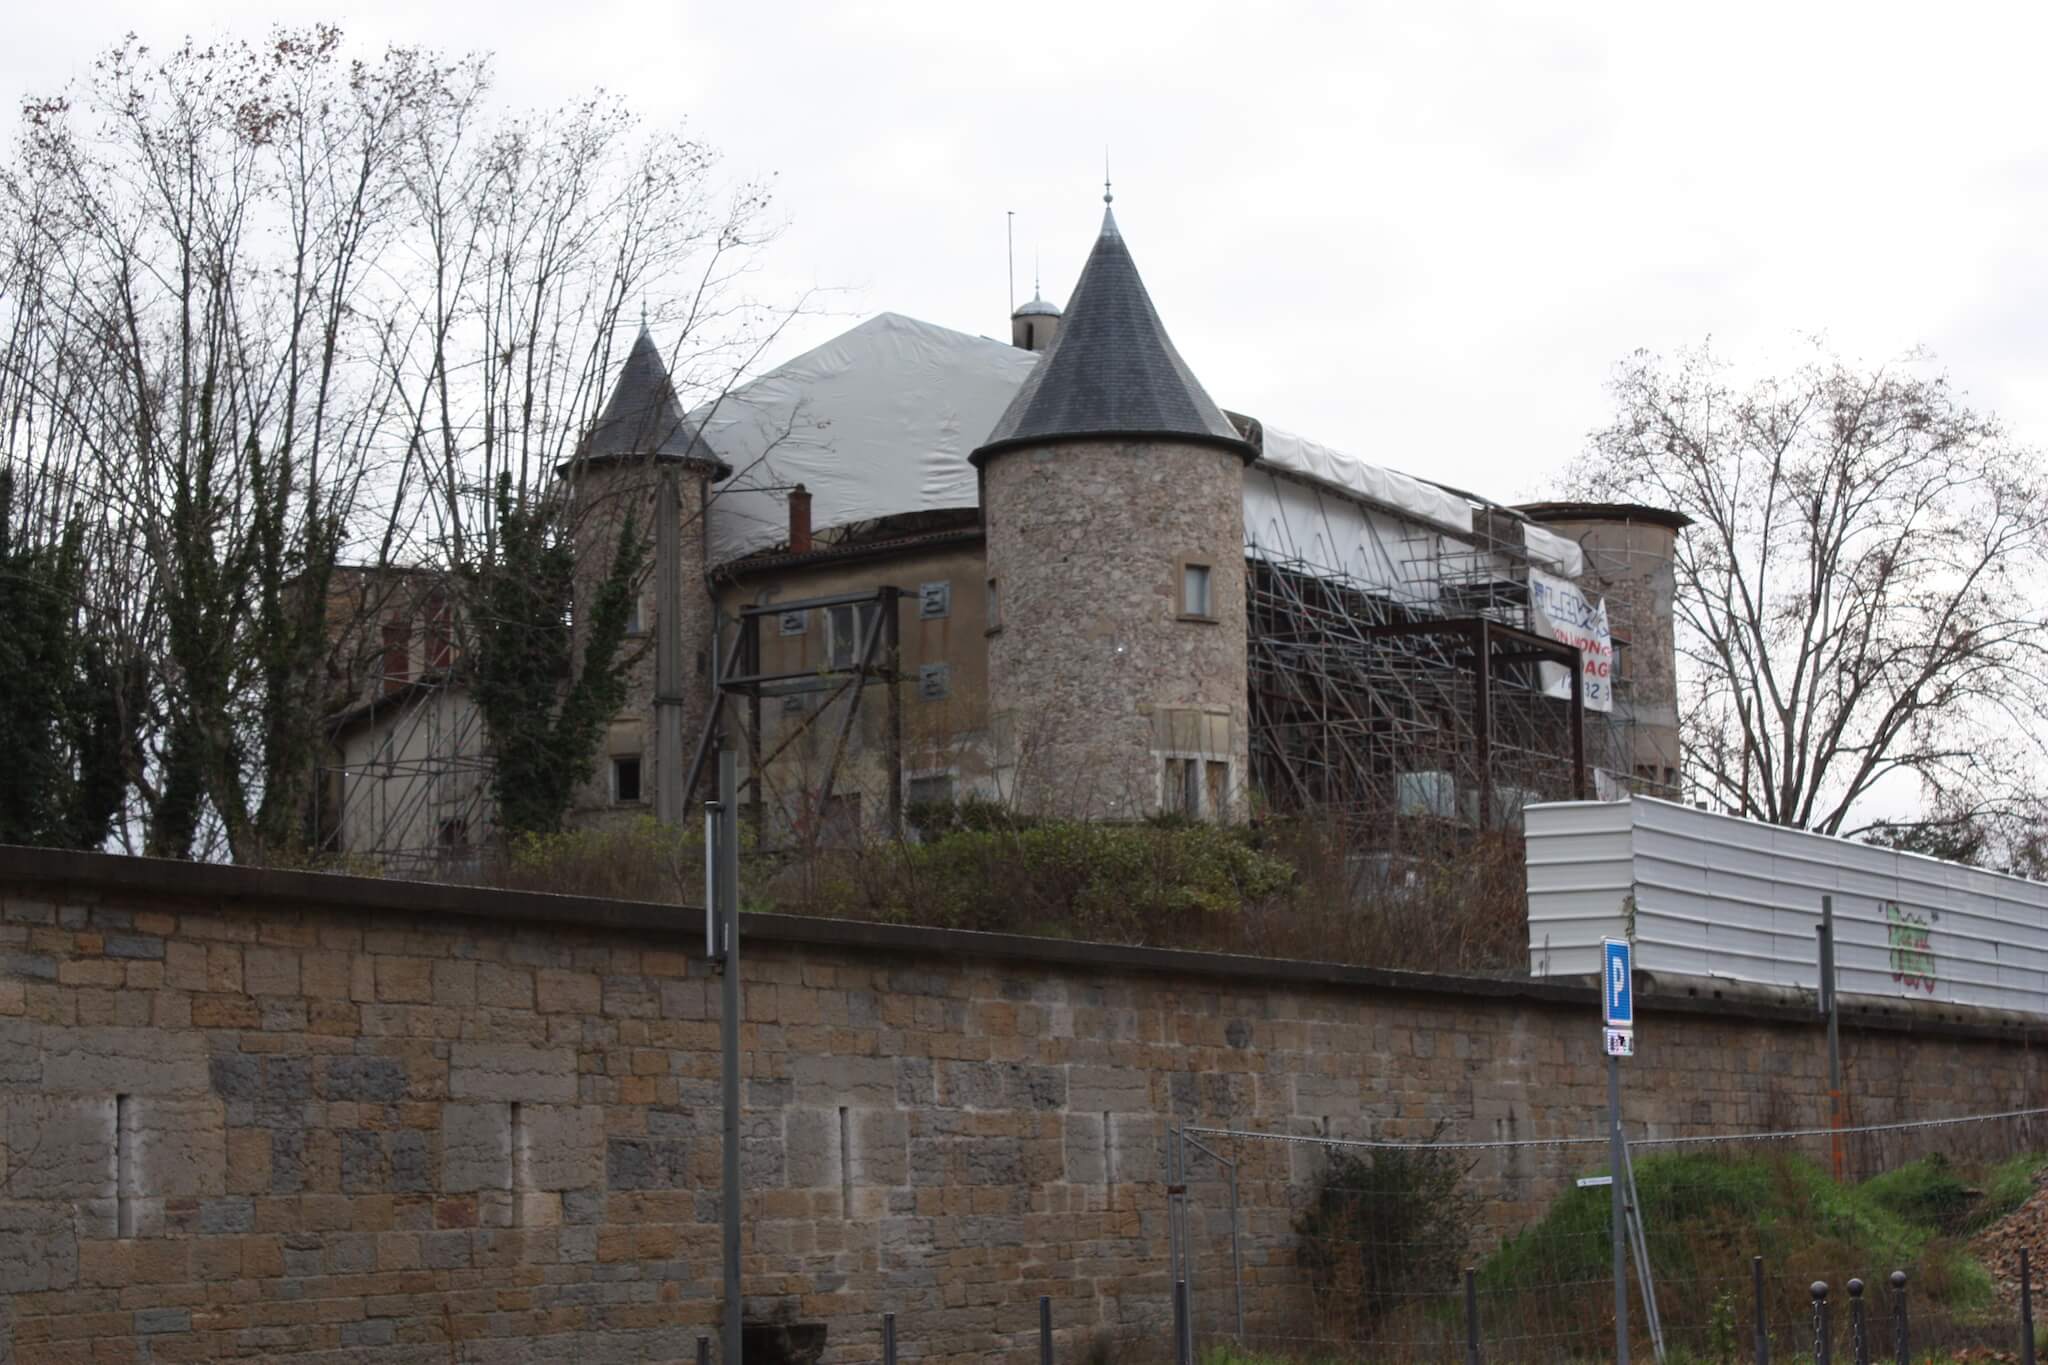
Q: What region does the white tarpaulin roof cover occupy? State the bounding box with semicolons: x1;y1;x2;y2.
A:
695;312;1581;577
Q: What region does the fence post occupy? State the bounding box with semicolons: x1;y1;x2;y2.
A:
1889;1271;1908;1365
1040;1294;1052;1365
1465;1266;1481;1365
1811;1281;1830;1365
1227;1157;1245;1345
883;1313;896;1365
2024;1246;2037;1365
1846;1278;1867;1365
1753;1255;1769;1365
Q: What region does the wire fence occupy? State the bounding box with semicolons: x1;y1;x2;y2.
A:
1173;1108;2048;1363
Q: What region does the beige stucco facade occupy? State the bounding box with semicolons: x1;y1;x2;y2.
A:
715;533;994;842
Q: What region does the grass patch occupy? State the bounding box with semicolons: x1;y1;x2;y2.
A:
1977;1152;2047;1227
1466;1150;2036;1359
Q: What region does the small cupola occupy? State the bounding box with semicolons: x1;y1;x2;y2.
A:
1011;290;1061;353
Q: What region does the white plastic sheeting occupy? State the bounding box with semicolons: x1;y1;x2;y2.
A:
1243;466;1464;603
1526;797;2048;1017
696;311;1584;583
694;313;1036;565
1522;523;1586;579
1255;425;1473;537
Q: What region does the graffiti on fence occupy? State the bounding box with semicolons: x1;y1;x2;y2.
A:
1885;901;1937;994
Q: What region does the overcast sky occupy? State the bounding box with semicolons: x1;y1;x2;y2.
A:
8;1;2045;501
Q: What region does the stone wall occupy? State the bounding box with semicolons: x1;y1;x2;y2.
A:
0;849;2042;1363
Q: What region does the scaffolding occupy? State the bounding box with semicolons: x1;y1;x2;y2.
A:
315;676;495;879
1246;501;1629;838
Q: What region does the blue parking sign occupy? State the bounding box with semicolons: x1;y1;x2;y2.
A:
1602;938;1633;1028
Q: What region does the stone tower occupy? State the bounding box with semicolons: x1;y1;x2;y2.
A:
558;326;729;825
973;206;1255;820
1518;500;1693;797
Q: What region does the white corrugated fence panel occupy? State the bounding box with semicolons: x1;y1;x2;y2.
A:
1523;797;2048;1016
1524;801;1634;978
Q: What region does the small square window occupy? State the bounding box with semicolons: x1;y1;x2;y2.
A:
612;756;643;804
918;581;951;619
1181;563;1213;619
918;663;950;701
779;609;807;636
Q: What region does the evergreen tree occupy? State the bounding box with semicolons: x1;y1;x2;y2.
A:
463;475;645;837
0;471;133;848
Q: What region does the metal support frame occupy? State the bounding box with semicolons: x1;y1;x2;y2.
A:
685;586;908;849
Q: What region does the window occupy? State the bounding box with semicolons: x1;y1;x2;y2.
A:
918;663;950;701
1180;563;1214;620
907;773;955;808
424;592;454;671
381;621;410;693
624;595;647;637
985;578;1001;633
918;581;951;619
828;601;882;668
1163;757;1229;820
612;756;643;804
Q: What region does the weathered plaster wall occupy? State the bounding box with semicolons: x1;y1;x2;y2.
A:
0;850;2040;1363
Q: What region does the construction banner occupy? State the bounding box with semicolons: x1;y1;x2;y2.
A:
1529;569;1614;712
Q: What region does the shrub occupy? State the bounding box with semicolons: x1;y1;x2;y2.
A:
807;818;1296;939
1292;1135;1478;1340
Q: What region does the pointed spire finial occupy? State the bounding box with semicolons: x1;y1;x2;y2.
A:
1103;148;1113;205
639;299;648;330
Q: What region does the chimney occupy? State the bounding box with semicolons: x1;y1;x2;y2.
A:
788;483;812;554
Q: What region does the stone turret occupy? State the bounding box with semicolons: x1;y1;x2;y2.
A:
557;326;729;823
973;205;1254;820
1517;500;1692;797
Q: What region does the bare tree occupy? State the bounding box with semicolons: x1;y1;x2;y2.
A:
1565;340;2048;835
0;27;790;860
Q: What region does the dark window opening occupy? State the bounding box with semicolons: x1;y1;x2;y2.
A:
613;756;642;804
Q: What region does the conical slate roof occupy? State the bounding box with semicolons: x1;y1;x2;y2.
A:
566;326;731;479
972;208;1252;465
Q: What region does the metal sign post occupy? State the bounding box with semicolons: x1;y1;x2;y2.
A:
710;750;743;1365
1603;936;1634;1365
1818;895;1845;1181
